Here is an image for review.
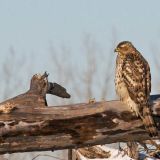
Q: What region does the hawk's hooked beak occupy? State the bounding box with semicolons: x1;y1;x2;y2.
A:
42;72;49;79
114;48;119;53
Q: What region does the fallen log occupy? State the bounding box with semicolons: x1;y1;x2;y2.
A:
0;73;159;154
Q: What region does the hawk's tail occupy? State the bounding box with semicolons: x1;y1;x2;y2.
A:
142;106;158;137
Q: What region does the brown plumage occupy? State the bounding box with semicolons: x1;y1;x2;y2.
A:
114;41;158;137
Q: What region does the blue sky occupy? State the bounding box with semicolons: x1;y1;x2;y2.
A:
0;0;160;99
0;0;160;56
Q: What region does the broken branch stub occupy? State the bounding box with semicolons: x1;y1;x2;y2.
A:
0;72;71;113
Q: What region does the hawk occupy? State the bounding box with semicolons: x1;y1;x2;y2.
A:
114;41;158;137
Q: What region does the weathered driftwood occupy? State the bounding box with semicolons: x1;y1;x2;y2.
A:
0;73;159;154
0;96;159;154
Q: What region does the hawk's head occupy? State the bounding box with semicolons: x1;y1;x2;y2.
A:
114;41;136;57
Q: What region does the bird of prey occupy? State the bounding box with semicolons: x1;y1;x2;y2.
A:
114;41;158;137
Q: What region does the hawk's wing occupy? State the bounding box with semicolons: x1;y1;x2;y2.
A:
122;54;157;137
122;54;151;105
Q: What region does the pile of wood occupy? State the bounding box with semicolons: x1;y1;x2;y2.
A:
0;72;159;159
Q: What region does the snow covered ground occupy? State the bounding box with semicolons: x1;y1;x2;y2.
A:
3;143;160;160
78;144;159;160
